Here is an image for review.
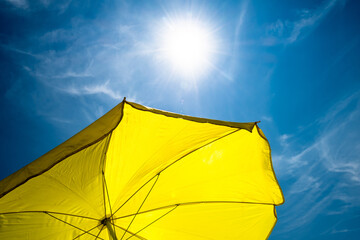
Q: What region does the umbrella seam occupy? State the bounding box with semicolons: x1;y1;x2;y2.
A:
113;201;277;220
0;133;113;199
121;203;277;240
125;101;257;132
0;210;99;221
43;173;101;217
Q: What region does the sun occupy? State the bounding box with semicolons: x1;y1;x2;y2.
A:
159;16;217;80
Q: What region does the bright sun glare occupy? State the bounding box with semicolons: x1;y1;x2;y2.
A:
160;17;217;79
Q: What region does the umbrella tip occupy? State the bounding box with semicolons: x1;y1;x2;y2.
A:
123;97;126;102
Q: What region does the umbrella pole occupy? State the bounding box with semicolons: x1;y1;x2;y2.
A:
105;220;118;240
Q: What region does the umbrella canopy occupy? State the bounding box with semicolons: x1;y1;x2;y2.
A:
0;99;284;239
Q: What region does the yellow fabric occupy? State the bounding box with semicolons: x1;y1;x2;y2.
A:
0;103;124;199
0;100;284;239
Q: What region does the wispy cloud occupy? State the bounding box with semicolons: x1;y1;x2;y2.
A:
272;91;360;235
263;0;345;45
289;175;321;194
261;116;273;122
2;5;149;130
62;81;123;100
275;91;360;177
286;0;340;43
47;117;72;124
5;0;28;9
330;228;360;234
4;0;72;13
279;134;292;147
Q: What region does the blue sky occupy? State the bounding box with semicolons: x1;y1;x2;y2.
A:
0;0;359;239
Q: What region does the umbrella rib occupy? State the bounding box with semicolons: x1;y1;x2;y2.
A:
103;171;113;216
95;224;105;239
73;223;102;240
0;210;98;221
44;212;105;239
113;223;148;240
102;170;118;239
101;132;113;217
120;174;160;240
102;172;107;217
126;205;178;240
114;201;275;220
111;174;158;217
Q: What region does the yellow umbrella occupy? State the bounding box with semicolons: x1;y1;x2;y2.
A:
0;99;284;239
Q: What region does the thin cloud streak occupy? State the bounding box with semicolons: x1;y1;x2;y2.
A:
0;45;39;58
263;0;345;46
62;81;123;100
